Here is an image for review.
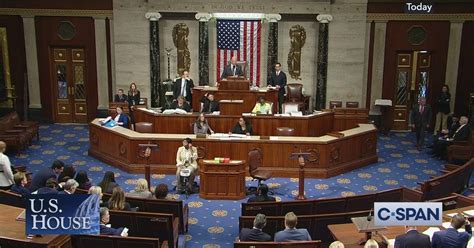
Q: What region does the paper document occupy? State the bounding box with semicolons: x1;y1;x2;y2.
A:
463;209;474;216
446;213;458;217
422;227;440;240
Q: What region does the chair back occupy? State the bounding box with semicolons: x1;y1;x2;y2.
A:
135;122;153;133
286;83;303;102
282;102;300;114
232;60;248;78
276;127;295;136
329;101;342;108
346;101;359;108
247;148;263;176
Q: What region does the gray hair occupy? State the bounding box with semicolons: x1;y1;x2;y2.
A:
64;179;79;191
100;207;109;218
253;213;267;229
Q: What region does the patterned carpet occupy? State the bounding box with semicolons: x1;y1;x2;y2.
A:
7;124;473;248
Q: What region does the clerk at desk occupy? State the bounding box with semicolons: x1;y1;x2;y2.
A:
252;96;272;114
170;95;191;112
221;56;244;79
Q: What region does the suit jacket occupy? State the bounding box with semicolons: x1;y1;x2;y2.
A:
247;195;276;203
239;228;272;242
221;64;244;79
115;114;129;128
173;78;194;103
437;92;451;114
114;94;128;103
394;230;431;248
432;225;472;248
274;228;312;242
201;97;220;113
170;101;191;112
36;187;58;194
29;167;57;192
100;224;124;236
452;124;471;142
268;70;287;96
411;104;432;127
10;184;30;197
231;124;253;135
127;91;140;106
176;146;198;170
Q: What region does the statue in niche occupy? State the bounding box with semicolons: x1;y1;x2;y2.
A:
287;25;306;80
172;23;191;76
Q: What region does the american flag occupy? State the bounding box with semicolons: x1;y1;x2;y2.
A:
217;20;262;85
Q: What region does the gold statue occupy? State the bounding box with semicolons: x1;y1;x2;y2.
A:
287;25;306;80
172;23;191;75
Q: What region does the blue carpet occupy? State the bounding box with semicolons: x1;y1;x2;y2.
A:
8;124;473;248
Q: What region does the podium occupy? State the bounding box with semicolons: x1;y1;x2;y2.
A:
218;78;250;90
351;216;387;245
199;160;246;200
290;152;311;200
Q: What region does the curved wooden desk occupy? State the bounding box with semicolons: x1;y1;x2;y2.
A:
89;120;377;178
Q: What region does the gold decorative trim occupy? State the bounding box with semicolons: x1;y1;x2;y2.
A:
368;13;474;21
0;8;112;18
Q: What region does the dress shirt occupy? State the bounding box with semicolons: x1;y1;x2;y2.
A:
0;153;14;187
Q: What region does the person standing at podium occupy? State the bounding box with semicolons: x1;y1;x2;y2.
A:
173;70;194;103
268;62;287;113
176;138;198;193
221;56;244;79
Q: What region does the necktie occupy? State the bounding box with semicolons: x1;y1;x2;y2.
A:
419;106;424;114
232;66;235;76
181;79;186;97
277;71;279;76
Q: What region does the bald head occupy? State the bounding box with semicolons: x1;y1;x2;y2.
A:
230;56;237;65
0;141;5;153
459;116;469;125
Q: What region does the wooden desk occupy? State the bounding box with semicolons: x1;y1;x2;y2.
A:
218;78;250;90
323;108;370;131
192;87;278;114
219;100;244;115
199;160;246;200
89;119;377;178
0;204;71;248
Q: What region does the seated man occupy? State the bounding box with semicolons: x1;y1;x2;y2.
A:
394;226;431;248
274;212;311;241
58;179;79;194
432;116;470;159
170;95;192;112
10;172;30;197
252;96;272;114
176;138;198;193
239;213;271;241
248;184;276;203
99;207;128;236
201;93;220;113
114;89;128;102
430;116;459;149
432;213;471;248
220;56;244;79
35;178;59;194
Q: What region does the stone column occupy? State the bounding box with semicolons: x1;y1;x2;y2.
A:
265;14;281;81
315;14;333;110
195;13;212;86
22;15;41;109
146;12;162;107
94;17;109;110
370;21;387;115
445;20;464;112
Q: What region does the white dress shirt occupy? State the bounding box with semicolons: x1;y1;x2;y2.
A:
0;153;14;187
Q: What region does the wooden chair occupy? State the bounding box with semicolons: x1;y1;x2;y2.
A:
447;131;474;163
135;122;153;133
312;197;346;214
344;193;377;212
248;148;273;188
241;201;281;216
329;101;342;108
0;189;24;208
74;235;163;248
285;83;308;111
346;101;359;108
281;102;300;114
276;127;295;136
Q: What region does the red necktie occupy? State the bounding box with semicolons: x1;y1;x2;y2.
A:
420;106;424;114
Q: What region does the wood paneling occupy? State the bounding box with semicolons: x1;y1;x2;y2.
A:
0;16;27;117
199;160;246;200
35;16;98;122
382;21;450;130
0;0;112;10
455;21;474;116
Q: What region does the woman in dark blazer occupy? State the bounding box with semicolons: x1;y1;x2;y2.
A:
114;107;129;128
127;82;140;107
230;117;253;136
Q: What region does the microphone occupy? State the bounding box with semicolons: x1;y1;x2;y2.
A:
367;208;373;221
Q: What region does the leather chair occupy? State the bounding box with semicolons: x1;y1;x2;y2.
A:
282;102;300;114
285;83;308;111
134;122;153;133
447;131;474;163
276;127;295;136
235;60;248;78
346;101;359;108
248;148;272;188
329;101;342;108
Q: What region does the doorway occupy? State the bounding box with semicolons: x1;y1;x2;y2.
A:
51;48;88;123
392;51;431;130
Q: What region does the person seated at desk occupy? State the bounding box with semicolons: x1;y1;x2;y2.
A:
429;116;459;149
170;95;191;112
10;172;30;197
194;113;215;135
111;106;129;128
252;96;272;114
100;207;128;237
58;179;78;194
230;117;253;136
394;226;431;248
432;116;470;159
114;88;128;102
432;213;471;248
176;138;198;193
107;186;132;211
274;212;311;241
126;178;153;199
221;56;244;79
201;93;220;113
248;184;276;203
239;213;272;241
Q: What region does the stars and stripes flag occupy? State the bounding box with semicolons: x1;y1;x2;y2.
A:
217;20;262;86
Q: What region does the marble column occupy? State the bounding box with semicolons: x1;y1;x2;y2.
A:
146;12;162;107
94;17;109;110
370;21;387;115
22;15;41;109
196;13;212;86
445;20;464;111
265;14;281;80
315;14;333;110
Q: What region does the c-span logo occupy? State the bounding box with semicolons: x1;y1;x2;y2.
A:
26;194;100;235
374;202;442;226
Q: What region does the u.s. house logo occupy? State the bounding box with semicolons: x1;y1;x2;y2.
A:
26;194;100;235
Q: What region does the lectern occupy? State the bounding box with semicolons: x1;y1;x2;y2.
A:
137;143;159;187
351;216;387;245
290;152;311;200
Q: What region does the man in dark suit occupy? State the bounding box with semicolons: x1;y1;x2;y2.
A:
394;226;431;248
29;160;64;192
432;213;472;248
248;184;276;202
220;56;244;79
432;116;471;158
201;93;220;113
58;179;78;194
99;207;128;236
239;214;272;241
173;70;194;103
267;62;287;113
274;212;312;241
114;89;128;102
410;97;432;150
